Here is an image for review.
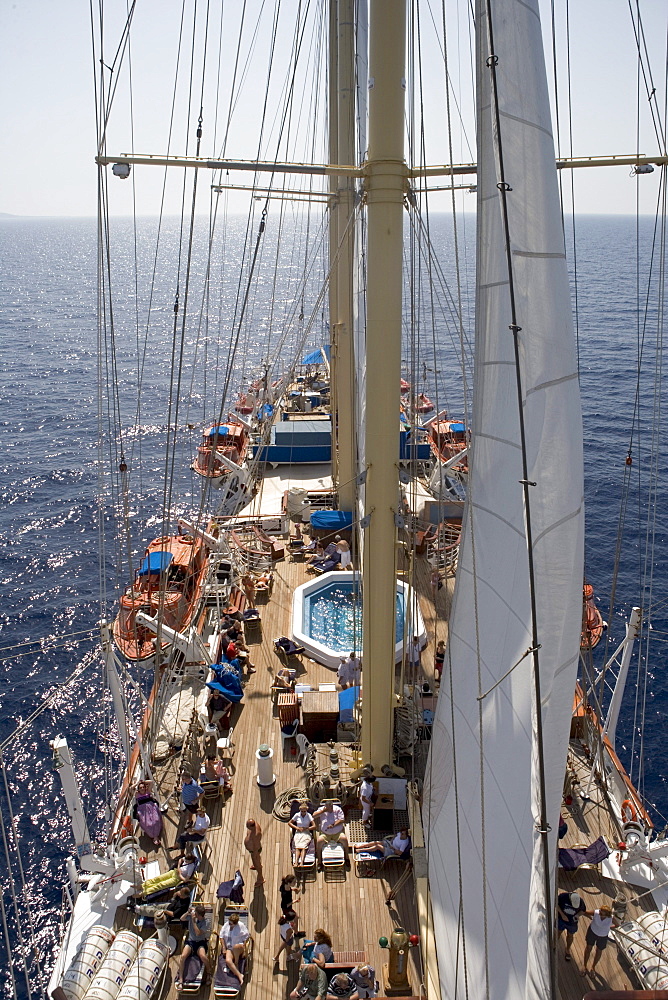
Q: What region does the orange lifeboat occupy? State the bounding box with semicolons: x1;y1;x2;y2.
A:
580;582;605;650
112;532;209;664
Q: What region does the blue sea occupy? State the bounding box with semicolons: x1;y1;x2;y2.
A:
0;214;666;995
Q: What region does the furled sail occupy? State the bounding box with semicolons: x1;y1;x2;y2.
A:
425;0;584;998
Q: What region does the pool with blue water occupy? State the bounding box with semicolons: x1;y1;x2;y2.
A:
303;580;405;653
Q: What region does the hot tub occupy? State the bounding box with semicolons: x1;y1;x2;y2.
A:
291;571;427;669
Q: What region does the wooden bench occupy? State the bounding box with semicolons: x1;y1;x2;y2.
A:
224;587;247;617
324;950;367;973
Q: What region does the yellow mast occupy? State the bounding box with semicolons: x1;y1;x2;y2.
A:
328;0;340;486
330;0;356;511
361;0;407;768
334;0;356;512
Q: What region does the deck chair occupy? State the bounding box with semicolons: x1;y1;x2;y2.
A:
292;833;317;882
558;836;610;871
214;904;253;998
217;727;235;768
241;608;262;640
353;837;412;878
321;840;346;871
288;528;306;561
273;637;305;667
180;904;214;994
281;718;300;750
295;733;311;767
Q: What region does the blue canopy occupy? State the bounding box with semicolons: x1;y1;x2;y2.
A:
310;509;353;531
139;551;173;576
449;422;466;433
301;344;331;366
338;685;361;723
208;425;230;437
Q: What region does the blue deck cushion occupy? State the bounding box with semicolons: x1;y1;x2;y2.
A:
139;551;173;576
309;510;353;532
338;686;360;723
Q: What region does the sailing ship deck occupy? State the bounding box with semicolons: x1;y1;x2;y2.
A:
556;744;652;997
112;545;653;999
120;549;446;1000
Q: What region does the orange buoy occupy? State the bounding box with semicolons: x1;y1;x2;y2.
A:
621;798;638;824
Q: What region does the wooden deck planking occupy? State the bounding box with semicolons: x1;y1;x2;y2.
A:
556;745;652;997
131;552;425;999
125;543;651;1000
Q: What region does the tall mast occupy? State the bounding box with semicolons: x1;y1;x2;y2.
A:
328;0;340;486
329;0;356;511
361;0;407;768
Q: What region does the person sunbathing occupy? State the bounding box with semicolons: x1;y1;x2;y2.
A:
288;802;316;865
175;904;210;989
354;828;411;858
273;667;295;690
313;802;349;866
305;543;325;564
220;911;250;984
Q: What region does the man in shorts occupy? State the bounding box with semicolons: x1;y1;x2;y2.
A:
582;905;618;975
313;800;349;867
557;890;586;961
176;904;209;989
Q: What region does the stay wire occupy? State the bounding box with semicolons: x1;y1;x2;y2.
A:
0;752;45;997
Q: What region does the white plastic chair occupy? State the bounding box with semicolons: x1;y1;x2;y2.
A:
280;718;299;750
217;727;235;766
295;733;311;767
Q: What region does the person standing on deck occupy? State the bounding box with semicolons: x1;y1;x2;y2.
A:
581;905;618;976
241;573;256;605
359;770;375;826
336;538;352;569
337;654;353;688
350;964;377;998
346;651;361;686
434;640;445;685
180;773;204;814
407;636;422;683
557;890;586;962
244;818;264;885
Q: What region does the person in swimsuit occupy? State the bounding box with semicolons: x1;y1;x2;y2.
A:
244;818;264;884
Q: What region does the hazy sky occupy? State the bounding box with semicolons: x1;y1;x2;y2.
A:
1;0;666;218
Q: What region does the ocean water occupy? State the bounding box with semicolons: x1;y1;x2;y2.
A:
0;213;666;995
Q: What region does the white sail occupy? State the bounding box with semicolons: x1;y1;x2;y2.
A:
426;0;584;998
